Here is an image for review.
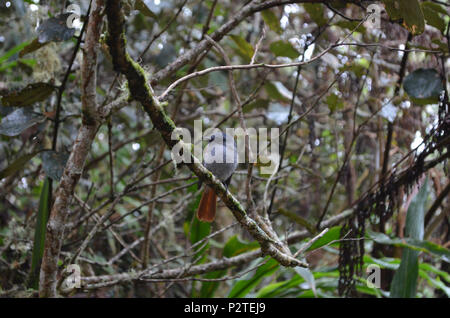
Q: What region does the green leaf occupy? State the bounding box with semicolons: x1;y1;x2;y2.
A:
0;150;42;179
307;226;341;251
419;263;450;283
403;68;444;105
398;0;425;35
382;0;402;20
367;255;449;298
0;41;30;64
421;2;446;34
264;82;289;102
326;93;344;112
228;258;279;298
368;231;450;260
188;209;211;260
366;254;450;295
431;39;449;54
41;150;69;181
390;180;428;298
390;247;419;298
334;20;366;33
223;235;259;258
19;38;48;58
0;61;18;72
28;178;51;289
406;180;428;241
294;267;317;297
199;269;227;297
383;0;425;35
257;269;340;298
189;216;211;245
278;208;316;234
135;0;158;19
229;35;254;63
1;82;55;107
243;99;269;113
419;269;450;297
256;271;305;298
269;40;299;59
304;3;327;26
37;13;76;43
261;9;282;34
183;190;209;261
0;108;45;136
257;280;295;298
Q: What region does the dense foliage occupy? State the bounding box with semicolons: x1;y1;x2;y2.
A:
0;0;449;298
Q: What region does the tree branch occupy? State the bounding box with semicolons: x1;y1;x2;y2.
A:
39;0;105;298
79;208;352;289
105;0;306;269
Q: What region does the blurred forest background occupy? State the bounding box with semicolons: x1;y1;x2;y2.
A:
0;0;449;298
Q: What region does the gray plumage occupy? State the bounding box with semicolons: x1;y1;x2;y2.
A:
203;131;238;182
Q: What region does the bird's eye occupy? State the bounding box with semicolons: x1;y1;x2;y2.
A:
209;135;215;142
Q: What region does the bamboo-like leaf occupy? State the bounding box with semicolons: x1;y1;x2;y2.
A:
368;230;450;260
223;235;260;258
184;192;211;261
228;258;279;298
294;267;317;297
28;178;51;289
307;226;342;251
0;41;30;64
199;236;258;297
390;180;428;298
199;269;227;297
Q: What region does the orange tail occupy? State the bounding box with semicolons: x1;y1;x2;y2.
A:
196;187;217;222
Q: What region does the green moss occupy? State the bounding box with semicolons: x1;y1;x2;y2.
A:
130;58;176;128
160;109;176;129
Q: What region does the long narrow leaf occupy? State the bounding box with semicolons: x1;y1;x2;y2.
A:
0;41;30;65
228;258;279;298
28;178;51;289
390;180;428;298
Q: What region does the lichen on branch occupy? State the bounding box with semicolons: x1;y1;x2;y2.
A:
104;0;307;268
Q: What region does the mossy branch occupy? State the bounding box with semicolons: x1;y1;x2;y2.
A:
104;0;307;268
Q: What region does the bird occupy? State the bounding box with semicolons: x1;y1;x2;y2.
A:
196;131;238;222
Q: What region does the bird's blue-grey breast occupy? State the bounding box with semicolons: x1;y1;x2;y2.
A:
203;132;238;182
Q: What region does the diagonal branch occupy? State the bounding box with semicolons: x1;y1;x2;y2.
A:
105;0;306;269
